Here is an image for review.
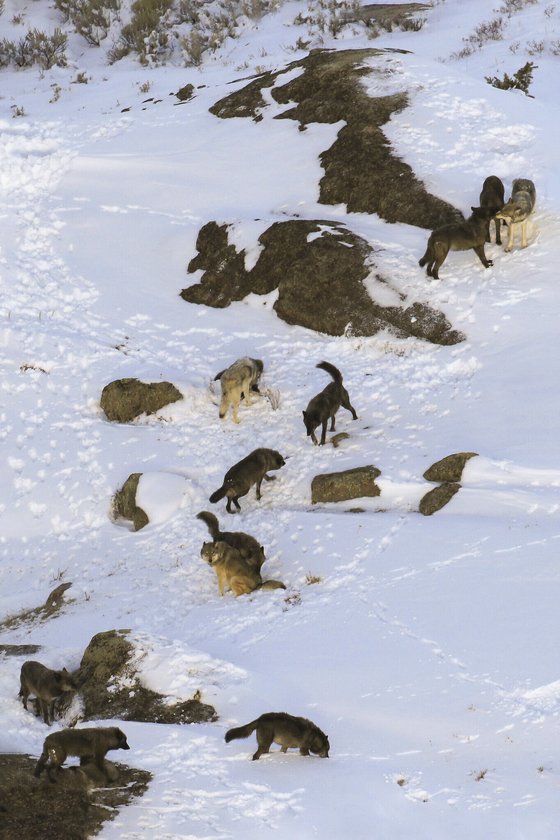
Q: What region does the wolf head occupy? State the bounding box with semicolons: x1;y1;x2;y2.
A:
111;727;130;750
269;450;286;469
310;729;330;758
302;411;318;438
56;668;77;693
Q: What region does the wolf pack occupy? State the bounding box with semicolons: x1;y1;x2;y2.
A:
419;176;536;279
18;174;535;788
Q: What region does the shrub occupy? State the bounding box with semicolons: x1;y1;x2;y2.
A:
0;28;68;69
55;0;121;47
108;0;173;63
485;61;537;96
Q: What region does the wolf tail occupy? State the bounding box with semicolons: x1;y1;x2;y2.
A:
209;486;227;504
259;580;286;591
316;361;342;383
225;719;260;742
196;510;221;539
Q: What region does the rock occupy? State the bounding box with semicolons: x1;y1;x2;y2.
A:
311;465;381;504
73;630;217;725
423;452;478;483
112;473;149;531
418;482;461;516
100;378;182;423
183;220;464;345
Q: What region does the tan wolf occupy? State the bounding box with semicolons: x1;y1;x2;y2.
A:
19;660;76;726
303;361;357;446
495;178;536;251
225;712;330;760
214;357;263;423
418;206;495;279
196;510;265;570
209;448;285;513
479;175;505;245
34;726;130;782
200;540;285;596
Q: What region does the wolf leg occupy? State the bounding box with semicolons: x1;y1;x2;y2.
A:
473;245;492;268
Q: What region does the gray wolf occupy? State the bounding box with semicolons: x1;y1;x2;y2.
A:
201;540;285;596
303;361;357;446
479;175;505;245
225;712;330;760
34;726;130;782
418;206;495;279
214;357;263;423
196;510;265;570
495;178;536;251
19;660;76;726
209;448;285;513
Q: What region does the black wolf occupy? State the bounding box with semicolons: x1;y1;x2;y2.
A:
479;175;505;245
303;361;357;446
209;448;285;513
196;510;265;570
225;712;330;760
418;206;495;279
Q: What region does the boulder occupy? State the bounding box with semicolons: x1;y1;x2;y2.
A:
100;378;182;423
418;482;461;516
423;452;478;483
112;473;149;531
311;465;381;504
73;630;217;725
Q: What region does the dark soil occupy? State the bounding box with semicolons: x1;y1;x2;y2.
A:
183;219;464;345
0;583;73;634
0;754;150;840
210;48;461;228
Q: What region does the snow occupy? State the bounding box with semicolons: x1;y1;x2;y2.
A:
2;0;560;837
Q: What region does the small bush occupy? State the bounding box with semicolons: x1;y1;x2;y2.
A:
55;0;121;47
108;0;173;64
499;0;538;12
0;28;67;69
485;61;537;96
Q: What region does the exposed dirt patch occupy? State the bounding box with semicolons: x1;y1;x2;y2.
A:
183;219;464;345
72;630;217;725
0;754;150;840
210;48;461;228
0;583;73;634
0;645;41;657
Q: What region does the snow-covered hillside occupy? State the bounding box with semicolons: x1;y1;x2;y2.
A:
2;0;560;837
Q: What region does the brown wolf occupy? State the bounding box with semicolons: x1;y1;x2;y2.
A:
479;175;505;245
495;178;536;251
303;361;357;446
201;541;285;596
196;510;265;570
214;357;264;423
225;712;330;760
19;660;76;726
34;726;130;782
209;448;285;514
418;206;495;279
